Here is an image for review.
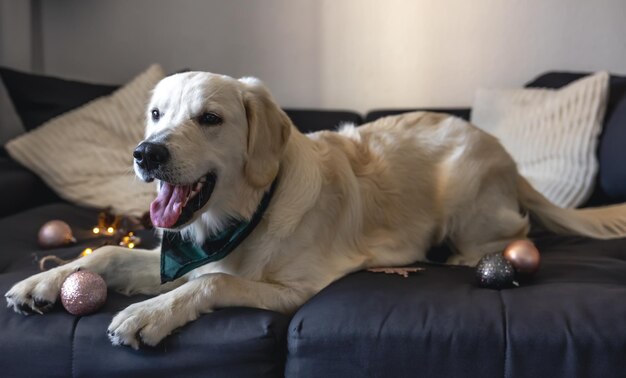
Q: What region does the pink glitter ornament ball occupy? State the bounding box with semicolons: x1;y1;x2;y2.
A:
60;271;107;316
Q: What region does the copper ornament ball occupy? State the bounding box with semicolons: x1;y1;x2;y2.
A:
503;240;541;275
60;271;107;316
38;220;76;249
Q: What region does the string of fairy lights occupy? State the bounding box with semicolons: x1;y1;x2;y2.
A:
38;208;149;270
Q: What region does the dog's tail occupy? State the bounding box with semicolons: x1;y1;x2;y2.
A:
518;176;626;239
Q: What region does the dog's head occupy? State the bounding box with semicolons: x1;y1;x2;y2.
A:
134;72;291;232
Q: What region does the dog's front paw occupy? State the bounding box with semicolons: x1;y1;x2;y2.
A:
5;269;71;315
107;296;196;349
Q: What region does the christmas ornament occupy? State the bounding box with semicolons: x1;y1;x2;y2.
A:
475;253;516;289
503;240;541;275
60;271;107;316
38;220;76;249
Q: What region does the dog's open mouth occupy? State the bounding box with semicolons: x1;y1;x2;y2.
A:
150;173;217;229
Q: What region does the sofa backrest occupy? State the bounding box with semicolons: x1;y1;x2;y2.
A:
365;108;471;124
283;109;362;134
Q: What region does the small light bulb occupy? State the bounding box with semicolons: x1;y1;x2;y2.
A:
92;227;100;234
81;248;93;257
128;243;135;249
107;227;115;234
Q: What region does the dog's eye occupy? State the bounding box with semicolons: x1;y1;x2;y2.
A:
198;112;222;126
151;109;161;122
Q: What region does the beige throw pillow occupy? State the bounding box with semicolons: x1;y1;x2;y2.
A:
6;64;165;216
471;72;609;208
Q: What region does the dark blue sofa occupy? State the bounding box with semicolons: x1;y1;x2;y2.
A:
1;71;625;377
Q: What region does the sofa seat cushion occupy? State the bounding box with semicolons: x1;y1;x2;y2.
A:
286;233;626;378
0;203;290;378
286;264;507;378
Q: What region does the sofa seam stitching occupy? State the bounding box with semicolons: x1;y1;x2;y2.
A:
71;316;79;378
498;291;509;378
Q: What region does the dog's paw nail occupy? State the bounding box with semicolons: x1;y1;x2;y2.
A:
33;298;50;306
15;303;34;315
129;340;140;350
34;298;54;314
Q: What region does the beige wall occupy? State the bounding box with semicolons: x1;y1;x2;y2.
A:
10;0;626;114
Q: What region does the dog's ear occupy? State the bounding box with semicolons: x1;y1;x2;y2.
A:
240;77;291;188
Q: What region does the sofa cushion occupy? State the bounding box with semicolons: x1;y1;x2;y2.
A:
599;97;626;201
0;203;290;377
287;264;506;378
471;72;609;208
525;72;626;121
0;157;59;218
525;71;626;205
0;66;119;132
6;65;163;216
286;233;626;378
0;67;117;203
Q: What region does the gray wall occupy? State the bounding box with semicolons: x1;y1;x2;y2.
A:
40;0;324;106
38;0;626;112
0;0;33;143
2;0;626;142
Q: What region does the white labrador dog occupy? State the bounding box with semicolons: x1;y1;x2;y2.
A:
6;72;626;349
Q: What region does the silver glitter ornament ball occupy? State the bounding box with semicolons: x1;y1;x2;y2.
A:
60;271;107;316
475;253;515;289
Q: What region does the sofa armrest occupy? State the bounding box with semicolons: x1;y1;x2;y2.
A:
365;108;471;123
0;157;60;218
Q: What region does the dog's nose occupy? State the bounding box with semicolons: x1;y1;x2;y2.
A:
133;142;170;170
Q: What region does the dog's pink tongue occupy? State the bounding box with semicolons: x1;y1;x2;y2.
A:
150;182;190;228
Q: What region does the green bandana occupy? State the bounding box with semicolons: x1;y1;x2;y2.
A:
160;180;277;283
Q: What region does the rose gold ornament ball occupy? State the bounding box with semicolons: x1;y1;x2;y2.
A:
38;220;75;249
60;271;107;316
503;240;541;275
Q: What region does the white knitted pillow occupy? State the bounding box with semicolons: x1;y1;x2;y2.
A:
6;64;164;216
471;72;609;208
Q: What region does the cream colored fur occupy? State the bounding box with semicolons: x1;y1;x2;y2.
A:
7;72;626;349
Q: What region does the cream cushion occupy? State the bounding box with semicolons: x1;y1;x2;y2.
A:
471;72;609;208
6;64;164;216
